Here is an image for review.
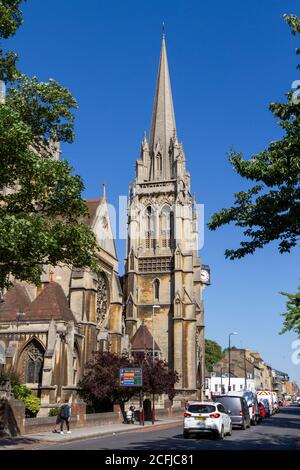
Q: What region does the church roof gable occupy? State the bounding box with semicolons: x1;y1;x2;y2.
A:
0;285;31;321
131;323;160;351
26;282;75;322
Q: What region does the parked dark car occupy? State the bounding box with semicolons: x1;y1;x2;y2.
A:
214;395;251;430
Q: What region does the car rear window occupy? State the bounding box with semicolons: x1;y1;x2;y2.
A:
187;404;216;414
216;397;241;414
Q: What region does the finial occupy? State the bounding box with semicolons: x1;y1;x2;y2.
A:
102;182;106;199
142;130;147;144
49;270;54;284
162;22;165;38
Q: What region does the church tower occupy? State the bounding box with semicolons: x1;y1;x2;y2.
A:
124;33;207;398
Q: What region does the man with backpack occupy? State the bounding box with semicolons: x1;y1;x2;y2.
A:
59;399;71;434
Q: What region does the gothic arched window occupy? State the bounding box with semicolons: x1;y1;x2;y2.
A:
154;279;160;302
160;205;172;248
145;206;155;249
22;339;44;384
96;274;109;326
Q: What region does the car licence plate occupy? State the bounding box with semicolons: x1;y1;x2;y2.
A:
195;417;206;420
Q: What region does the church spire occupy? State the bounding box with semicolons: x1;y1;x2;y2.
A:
149;32;176;167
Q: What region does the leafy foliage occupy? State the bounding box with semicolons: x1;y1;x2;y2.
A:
78;352;136;407
205;339;223;372
22;394;41;417
48;407;60;417
0;369;21;387
133;353;179;401
0;0;23;82
0;1;99;289
13;383;31;400
78;351;179;418
280;286;300;336
208;15;300;260
13;383;41;417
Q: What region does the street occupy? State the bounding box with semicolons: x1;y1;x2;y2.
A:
38;406;300;451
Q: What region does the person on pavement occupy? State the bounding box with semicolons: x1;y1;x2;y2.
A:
59;399;71;434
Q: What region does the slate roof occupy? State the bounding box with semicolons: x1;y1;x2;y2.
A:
84;199;102;226
0;285;31;322
26;282;75;322
131;323;160;351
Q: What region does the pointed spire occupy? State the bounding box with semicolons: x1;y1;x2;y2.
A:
149;32;176;160
142;130;148;149
102;182;106;201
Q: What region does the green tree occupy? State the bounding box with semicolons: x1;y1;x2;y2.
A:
0;1;98;290
78;351;137;420
280;286;300;336
205;339;223;372
208;14;300;334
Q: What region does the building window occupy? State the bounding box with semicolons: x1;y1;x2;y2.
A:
240;384;243;390
145;206;155;249
232;384;236;391
215;384;218;392
160;205;173;248
96;274;109;326
154;279;160;301
22;339;44;385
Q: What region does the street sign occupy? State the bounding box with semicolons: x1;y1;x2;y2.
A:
120;368;143;387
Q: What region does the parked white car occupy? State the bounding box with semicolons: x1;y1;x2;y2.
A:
183;401;232;439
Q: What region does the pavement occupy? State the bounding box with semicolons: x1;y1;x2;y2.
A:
0;417;182;450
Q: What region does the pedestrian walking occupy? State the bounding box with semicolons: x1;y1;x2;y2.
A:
58;399;71;434
129;404;135;424
126;407;133;424
52;398;61;433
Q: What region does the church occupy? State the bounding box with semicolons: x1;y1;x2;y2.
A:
0;33;210;413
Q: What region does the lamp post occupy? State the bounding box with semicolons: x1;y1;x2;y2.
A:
152;305;160;363
220;367;223;394
152;304;160;424
228;332;238;392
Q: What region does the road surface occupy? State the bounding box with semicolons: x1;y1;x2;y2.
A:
38;405;300;451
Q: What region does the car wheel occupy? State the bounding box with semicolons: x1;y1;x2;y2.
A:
218;426;225;440
251;418;257;426
227;423;232;436
183;431;189;439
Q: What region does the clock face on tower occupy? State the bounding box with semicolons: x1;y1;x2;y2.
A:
200;269;210;284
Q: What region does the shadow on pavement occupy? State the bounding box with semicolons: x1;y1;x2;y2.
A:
0;437;39;447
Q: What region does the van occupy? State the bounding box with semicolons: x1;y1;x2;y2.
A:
257;391;275;415
214;395;251;429
230;390;260;425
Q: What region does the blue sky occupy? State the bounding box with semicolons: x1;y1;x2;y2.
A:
8;0;300;381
